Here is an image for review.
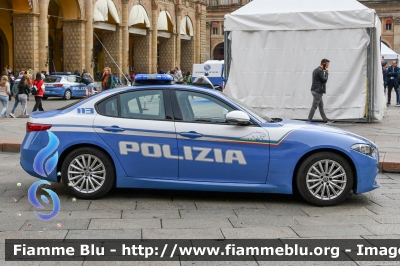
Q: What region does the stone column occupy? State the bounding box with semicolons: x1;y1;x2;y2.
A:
176;8;182;68
134;34;152;73
195;8;201;63
62;20;86;72
85;0;94;75
151;1;159;73
38;0;49;72
122;0;129;76
393;17;400;53
200;9;207;63
13;13;39;74
158;35;176;72
102;28;123;75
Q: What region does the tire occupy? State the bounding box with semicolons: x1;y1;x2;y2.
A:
296;152;353;206
42;97;48;100
63;90;71;100
61;147;115;199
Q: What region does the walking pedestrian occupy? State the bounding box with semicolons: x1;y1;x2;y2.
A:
0;75;11;119
382;61;388;94
32;72;44;112
9;80;20;118
386;60;400;107
307;58;334;124
8;73;15;101
101;67;116;91
17;76;30;117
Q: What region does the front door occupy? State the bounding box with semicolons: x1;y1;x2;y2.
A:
172;90;270;184
93;89;178;179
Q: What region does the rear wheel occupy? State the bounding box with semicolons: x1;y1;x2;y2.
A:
61;147;115;199
296;152;353;206
63;90;71;100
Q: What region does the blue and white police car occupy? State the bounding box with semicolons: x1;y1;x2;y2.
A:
43;73;98;100
20;74;379;206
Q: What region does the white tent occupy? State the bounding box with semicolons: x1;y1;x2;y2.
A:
225;0;385;121
381;42;398;60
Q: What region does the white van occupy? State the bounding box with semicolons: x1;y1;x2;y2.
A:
192;60;225;87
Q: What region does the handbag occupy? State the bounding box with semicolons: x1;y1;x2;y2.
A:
31;85;38;95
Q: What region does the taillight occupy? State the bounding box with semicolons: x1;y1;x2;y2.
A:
26;122;52;133
54;84;63;87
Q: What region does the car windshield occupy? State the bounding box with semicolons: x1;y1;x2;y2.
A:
222;93;272;123
44;76;62;83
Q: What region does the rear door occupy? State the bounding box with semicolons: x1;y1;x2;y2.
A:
93;89;179;179
68;76;86;98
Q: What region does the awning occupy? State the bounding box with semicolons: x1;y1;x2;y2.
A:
180;16;194;36
94;0;120;24
129;5;150;28
157;10;174;32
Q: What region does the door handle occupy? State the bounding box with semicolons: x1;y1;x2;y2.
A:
102;126;125;132
180;131;203;139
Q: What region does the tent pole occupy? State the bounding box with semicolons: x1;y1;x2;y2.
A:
368;27;375;123
224;29;231;81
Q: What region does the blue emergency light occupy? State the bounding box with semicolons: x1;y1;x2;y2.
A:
134;74;173;81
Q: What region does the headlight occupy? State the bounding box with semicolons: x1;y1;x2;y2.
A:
351;144;376;157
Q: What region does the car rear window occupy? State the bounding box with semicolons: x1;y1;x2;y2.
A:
44;76;62;83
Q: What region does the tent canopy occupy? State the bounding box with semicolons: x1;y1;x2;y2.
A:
224;0;384;121
381;42;398;60
225;0;375;31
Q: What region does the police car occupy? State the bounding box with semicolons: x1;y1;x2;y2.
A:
43;73;98;100
20;74;379;206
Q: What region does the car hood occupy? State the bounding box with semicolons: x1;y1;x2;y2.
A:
261;119;375;146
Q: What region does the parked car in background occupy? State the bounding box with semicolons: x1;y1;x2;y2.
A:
43;73;98;100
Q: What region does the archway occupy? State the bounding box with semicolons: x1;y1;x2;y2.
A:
157;10;175;72
213;42;224;60
48;0;83;72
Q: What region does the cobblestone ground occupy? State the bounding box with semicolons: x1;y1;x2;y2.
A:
0;151;400;265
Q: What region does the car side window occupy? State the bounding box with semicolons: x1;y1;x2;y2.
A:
75;77;81;83
97;95;119;117
67;76;76;83
119;90;166;120
175;91;234;123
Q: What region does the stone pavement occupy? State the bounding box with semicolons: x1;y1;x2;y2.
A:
0;152;400;265
1;96;399;172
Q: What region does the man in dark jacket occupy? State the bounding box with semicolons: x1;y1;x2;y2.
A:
307;58;334;124
382;61;388;93
386;60;400;106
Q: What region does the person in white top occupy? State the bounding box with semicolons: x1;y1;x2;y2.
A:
0;75;11;118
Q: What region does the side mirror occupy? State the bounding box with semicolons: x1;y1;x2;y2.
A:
226;111;250;125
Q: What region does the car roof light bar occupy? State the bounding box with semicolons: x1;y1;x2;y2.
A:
134;74;174;81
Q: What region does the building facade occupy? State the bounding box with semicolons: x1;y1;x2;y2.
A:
0;0;208;78
206;0;400;60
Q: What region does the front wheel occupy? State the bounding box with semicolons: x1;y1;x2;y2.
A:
296;152;353;206
61;147;115;199
63;90;71;100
